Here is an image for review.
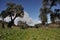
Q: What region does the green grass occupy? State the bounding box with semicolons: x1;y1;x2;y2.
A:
0;28;60;40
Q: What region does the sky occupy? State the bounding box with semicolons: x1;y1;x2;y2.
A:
0;0;60;26
0;0;42;20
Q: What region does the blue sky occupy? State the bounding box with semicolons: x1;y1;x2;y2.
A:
0;0;42;20
0;0;60;23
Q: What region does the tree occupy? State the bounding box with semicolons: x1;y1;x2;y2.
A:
39;8;47;25
49;0;60;9
0;11;11;28
42;0;60;9
39;0;60;24
0;2;24;28
49;0;60;23
39;0;53;25
15;4;24;18
0;2;16;28
39;7;53;25
7;3;24;28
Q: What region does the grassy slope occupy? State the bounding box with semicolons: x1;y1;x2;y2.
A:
0;28;60;40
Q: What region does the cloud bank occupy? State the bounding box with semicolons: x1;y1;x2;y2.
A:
0;11;41;26
14;11;41;26
0;11;53;26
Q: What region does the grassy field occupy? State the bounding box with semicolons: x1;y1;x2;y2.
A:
0;28;60;40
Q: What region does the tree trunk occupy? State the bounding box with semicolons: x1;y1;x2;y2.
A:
2;18;5;28
50;14;55;23
2;22;5;28
42;21;46;25
8;20;13;28
7;14;13;28
7;14;17;28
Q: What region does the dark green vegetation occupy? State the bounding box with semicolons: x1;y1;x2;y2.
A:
0;2;24;28
39;0;60;25
0;28;60;40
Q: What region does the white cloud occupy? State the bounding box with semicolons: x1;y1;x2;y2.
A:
14;11;41;26
0;11;41;26
0;11;52;26
4;17;11;22
14;11;34;26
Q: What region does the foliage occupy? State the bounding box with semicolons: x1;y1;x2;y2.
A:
39;0;60;24
0;2;24;28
